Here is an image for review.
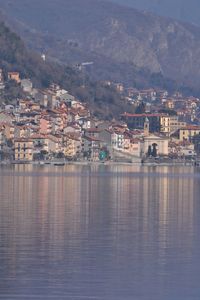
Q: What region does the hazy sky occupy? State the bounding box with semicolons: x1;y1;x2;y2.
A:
108;0;200;25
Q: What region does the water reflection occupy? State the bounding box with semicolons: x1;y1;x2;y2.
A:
0;165;199;299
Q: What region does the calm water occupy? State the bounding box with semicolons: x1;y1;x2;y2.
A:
0;164;200;300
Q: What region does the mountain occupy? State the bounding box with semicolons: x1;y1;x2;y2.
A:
109;0;200;26
0;19;136;119
0;19;83;89
0;0;200;92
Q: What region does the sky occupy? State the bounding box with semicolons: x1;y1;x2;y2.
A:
108;0;200;26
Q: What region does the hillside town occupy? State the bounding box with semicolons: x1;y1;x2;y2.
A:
0;69;200;164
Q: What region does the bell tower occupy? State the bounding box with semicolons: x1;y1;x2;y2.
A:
144;117;150;137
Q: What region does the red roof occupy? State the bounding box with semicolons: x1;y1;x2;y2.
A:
122;113;165;117
184;125;200;130
85;128;100;133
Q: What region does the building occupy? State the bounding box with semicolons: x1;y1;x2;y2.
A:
122;113;162;133
141;135;169;157
165;99;175;110
0;126;5;151
82;136;102;161
160;115;186;136
14;139;33;161
193;134;200;155
0;69;5;90
169;116;186;134
140;120;169;157
144;117;150;137
21;79;33;93
63;134;81;158
129;139;141;157
99;129;125;150
8;72;20;83
0;112;13;124
31;135;48;155
179;125;200;141
84;128;101;139
46;135;62;153
40;117;52;135
160;115;170;135
111;131;125;150
5;124;14;140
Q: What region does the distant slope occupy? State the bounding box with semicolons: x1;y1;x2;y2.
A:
0;19;136;119
0;19;81;89
110;0;200;26
0;0;200;90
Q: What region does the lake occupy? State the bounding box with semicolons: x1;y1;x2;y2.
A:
0;164;200;300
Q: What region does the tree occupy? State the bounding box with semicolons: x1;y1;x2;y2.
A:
152;143;158;157
135;102;146;114
148;145;152;157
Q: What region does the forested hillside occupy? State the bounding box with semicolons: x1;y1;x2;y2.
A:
1;0;200;90
0;20;136;119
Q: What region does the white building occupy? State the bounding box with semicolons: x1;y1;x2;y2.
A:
141;134;169;157
21;79;33;93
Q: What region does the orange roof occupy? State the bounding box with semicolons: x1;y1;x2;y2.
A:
181;125;200;130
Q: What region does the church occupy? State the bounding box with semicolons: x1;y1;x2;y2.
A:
140;118;169;157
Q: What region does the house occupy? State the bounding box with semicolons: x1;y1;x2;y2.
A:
165;99;175;110
35;89;58;108
14;125;31;139
64;124;81;134
31;135;48;154
0;112;13;124
169;140;196;158
179;143;196;157
179;125;200;141
30;103;41;111
49;109;68;133
14;138;33;161
59;92;75;103
84;128;101;139
8;72;20;83
63;134;81;158
99;129;113;146
21;79;33;93
46;135;62;153
71;101;86;110
78;117;95;129
82;136;102;161
114;83;124;93
35;90;48;107
0;123;14;140
112;131;125;150
14;112;40;124
40;117;52;134
129;139;141;157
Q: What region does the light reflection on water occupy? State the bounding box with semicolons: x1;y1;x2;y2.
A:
0;165;200;300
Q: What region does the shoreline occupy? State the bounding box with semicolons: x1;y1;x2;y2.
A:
0;160;198;167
